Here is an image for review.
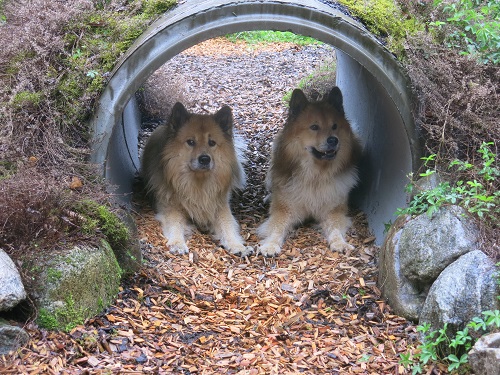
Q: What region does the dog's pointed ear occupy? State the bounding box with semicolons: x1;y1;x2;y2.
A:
214;105;233;135
170;102;190;131
289;89;308;120
327;86;345;116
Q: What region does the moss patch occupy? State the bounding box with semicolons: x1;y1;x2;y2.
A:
283;57;337;103
338;0;423;56
11;91;43;109
74;200;130;252
142;0;177;18
37;295;86;332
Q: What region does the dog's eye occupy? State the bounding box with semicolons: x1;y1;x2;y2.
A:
208;139;216;147
332;123;338;130
310;124;319;131
186;139;195;146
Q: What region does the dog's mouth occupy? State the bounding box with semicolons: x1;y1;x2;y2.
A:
190;163;212;172
310;147;337;160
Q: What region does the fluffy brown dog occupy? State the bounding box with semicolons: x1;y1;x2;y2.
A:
257;87;362;256
141;102;252;256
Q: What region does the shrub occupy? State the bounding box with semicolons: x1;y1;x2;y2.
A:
430;0;500;64
398;142;499;223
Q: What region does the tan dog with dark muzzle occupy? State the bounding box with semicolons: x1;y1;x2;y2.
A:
141;102;252;257
258;87;362;256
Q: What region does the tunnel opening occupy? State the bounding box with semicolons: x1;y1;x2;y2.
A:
136;34;339;221
90;0;421;244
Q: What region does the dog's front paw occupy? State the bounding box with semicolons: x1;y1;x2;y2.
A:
329;237;354;252
258;242;282;257
227;244;254;257
168;241;189;255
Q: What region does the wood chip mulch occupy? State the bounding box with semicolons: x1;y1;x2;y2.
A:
0;38;437;375
1;209;418;375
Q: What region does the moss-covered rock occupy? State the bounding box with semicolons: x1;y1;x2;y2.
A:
34;240;121;331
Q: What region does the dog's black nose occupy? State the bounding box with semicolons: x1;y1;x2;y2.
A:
327;136;338;146
198;154;211;165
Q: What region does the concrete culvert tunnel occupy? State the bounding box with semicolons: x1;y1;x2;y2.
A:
90;0;421;244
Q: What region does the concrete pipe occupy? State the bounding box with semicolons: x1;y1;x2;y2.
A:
89;0;421;244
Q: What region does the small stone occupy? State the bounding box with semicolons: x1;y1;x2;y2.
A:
469;333;500;375
0;320;30;355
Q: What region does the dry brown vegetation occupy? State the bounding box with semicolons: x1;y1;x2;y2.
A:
0;0;168;267
399;0;499;170
0;0;108;266
0;0;94;167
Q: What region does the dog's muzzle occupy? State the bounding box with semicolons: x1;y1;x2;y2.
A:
311;136;339;160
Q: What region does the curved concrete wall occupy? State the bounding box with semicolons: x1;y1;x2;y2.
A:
89;0;420;243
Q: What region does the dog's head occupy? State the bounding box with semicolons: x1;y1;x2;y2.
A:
285;87;353;162
169;102;234;172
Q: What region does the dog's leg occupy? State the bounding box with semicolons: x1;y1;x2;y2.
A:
156;209;189;255
213;205;253;257
257;204;294;257
321;204;354;252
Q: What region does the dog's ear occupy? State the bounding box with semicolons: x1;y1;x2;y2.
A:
289;89;308;120
327;86;345;116
170;102;190;131
214;105;233;135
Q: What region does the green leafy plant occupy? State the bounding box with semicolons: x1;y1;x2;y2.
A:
402;263;500;373
397;142;499;221
401;309;500;373
431;0;500;64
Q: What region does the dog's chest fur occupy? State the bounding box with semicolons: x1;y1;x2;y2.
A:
279;164;358;218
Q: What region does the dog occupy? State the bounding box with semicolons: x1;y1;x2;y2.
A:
257;87;362;256
141;102;252;257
